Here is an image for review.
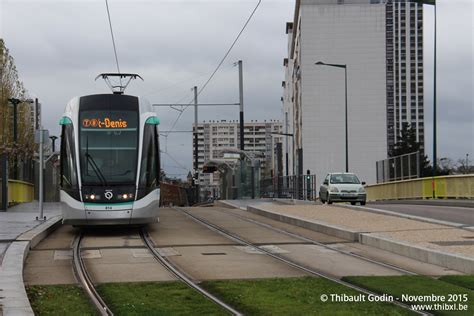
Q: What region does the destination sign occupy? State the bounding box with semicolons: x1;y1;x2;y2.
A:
82;118;128;129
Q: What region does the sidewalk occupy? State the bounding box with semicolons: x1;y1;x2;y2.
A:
0;202;62;315
222;200;474;274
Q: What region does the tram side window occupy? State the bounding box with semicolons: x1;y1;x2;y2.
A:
138;123;160;198
60;124;79;199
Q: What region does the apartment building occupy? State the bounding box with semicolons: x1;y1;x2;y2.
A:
283;0;424;185
193;120;283;197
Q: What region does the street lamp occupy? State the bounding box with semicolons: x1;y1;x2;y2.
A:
49;136;58;152
414;0;437;178
7;98;34;179
315;61;348;172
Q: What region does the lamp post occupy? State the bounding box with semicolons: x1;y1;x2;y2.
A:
412;0;436;176
49;136;58;152
7;98;34;179
315;61;348;172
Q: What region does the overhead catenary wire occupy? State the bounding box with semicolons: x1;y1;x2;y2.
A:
197;0;261;96
163;0;262;135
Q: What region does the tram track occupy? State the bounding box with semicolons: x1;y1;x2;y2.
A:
216;207;417;275
140;228;242;316
174;206;431;316
72;228;242;316
72;232;114;316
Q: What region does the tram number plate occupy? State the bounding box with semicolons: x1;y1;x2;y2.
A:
105;206;113;210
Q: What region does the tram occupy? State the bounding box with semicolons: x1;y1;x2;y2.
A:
59;86;161;225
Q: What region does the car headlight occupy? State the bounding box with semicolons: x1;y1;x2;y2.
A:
329;187;339;193
358;187;366;193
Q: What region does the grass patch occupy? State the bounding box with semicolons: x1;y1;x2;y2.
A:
439;276;474;291
343;275;474;316
96;281;226;315
26;284;97;316
201;277;413;315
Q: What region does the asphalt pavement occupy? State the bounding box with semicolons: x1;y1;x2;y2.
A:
368;202;474;226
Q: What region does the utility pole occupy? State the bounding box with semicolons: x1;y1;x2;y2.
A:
193;86;199;203
238;60;246;198
238;60;244;151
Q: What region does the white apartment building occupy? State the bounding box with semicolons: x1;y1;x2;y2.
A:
283;0;424;186
193;120;283;197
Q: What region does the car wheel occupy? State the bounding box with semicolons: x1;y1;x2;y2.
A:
350;202;356;205
319;193;325;203
327;193;332;205
360;201;366;206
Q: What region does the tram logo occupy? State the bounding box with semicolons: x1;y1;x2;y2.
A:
82;118;128;129
104;191;114;200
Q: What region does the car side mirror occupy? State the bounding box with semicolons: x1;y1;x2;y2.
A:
323;181;328;185
361;181;366;185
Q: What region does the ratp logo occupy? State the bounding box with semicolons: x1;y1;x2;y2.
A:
104;191;113;200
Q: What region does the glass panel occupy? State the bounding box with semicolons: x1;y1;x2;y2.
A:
60;124;79;199
138;124;160;198
79;110;138;185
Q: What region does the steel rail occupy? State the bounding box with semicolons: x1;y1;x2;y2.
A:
72;232;114;316
139;229;242;316
173;207;431;316
217;207;417;275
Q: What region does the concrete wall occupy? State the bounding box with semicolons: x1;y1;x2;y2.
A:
300;3;388;186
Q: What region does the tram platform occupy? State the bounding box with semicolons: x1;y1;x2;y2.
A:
220;199;474;274
0;202;62;315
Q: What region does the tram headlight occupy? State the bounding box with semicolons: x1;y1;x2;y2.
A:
85;194;100;200
118;193;134;200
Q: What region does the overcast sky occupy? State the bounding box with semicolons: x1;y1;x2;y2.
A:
1;0;472;178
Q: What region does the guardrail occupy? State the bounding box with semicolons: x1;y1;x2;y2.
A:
366;174;474;201
0;179;35;204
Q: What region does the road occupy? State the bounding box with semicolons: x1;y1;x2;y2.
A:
367;202;474;226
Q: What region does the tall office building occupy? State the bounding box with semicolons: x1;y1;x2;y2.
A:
193;120;283;197
283;0;424;185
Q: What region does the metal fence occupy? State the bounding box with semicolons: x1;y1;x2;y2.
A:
376;151;420;183
260;174;317;200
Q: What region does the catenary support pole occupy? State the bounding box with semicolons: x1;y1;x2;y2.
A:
193;86;200;203
238;60;244;151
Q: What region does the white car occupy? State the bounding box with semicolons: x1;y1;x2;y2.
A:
319;173;366;205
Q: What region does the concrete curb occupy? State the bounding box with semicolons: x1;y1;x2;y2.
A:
272;198;318;205
247;205;360;241
247;204;474;274
215;200;241;209
0;216;62;316
360;233;474;274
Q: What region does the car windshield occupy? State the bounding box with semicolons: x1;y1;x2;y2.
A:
330;174;360;184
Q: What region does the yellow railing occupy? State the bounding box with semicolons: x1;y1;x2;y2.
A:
366;174;474;201
6;179;35;203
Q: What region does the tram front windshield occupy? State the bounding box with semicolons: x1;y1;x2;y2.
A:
79;110;138;185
